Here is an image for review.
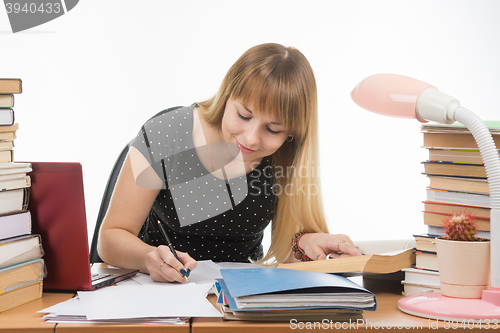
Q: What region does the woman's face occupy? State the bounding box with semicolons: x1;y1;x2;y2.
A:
221;97;290;165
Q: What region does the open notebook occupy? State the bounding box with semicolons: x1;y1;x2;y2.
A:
28;162;138;291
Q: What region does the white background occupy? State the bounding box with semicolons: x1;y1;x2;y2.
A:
2;0;500;250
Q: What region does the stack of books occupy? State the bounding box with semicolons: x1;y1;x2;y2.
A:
0;79;20;163
401;234;440;295
421;121;498;239
402;121;499;296
0;78;45;312
214;268;376;322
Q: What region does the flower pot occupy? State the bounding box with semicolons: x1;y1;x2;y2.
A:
435;238;490;298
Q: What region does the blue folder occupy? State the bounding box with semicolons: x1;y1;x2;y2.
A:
219;268;377;312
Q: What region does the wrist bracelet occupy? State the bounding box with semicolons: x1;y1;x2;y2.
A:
291;230;313;261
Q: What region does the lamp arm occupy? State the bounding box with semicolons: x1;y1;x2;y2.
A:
453;106;500;289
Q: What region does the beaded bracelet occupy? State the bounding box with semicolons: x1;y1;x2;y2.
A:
291;230;313;261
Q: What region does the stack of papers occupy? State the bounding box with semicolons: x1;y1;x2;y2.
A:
39;260;253;324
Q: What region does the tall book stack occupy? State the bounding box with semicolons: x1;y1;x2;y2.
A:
422;121;499;239
402;121;500;296
0;78;45;312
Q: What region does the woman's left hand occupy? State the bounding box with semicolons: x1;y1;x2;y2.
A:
298;233;363;261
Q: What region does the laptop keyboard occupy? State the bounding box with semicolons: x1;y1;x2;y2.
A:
91;273;111;282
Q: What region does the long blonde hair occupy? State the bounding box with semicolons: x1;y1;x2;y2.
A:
198;43;329;264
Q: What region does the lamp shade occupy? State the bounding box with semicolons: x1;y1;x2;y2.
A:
350;73;435;122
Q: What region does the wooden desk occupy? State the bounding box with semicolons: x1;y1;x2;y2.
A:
1;279;495;332
56;322;190;333
0;292;74;332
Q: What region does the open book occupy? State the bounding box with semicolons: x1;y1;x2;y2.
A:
278;239;416;275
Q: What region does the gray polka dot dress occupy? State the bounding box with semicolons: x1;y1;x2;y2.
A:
131;105;276;262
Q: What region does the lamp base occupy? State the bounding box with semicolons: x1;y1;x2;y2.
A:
398;290;500;322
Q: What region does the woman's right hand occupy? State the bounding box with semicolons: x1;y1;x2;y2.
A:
146;245;198;283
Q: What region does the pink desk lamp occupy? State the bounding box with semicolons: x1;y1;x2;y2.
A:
351;74;500;321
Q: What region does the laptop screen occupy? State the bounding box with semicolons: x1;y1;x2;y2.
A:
29;162;93;291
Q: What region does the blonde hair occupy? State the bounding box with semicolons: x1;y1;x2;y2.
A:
198;43;329;264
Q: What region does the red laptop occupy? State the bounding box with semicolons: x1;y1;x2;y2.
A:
28;162;138;291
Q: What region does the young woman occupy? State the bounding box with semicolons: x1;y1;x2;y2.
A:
97;43;362;283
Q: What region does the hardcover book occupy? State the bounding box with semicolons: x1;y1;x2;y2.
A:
0;280;42;312
0;79;22;94
423;132;500;149
0;109;14;126
0;95;14;108
0;234;44;270
423;201;490;219
423;161;487;179
0;210;31;240
427;175;489;194
0;187;29;215
423;212;490;231
0;258;45;294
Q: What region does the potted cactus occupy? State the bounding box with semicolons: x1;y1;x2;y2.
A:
435;212;491;298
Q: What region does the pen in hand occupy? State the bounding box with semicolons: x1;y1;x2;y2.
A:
157;220;189;282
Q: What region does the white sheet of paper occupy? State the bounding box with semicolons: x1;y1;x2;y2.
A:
77;284;222;320
40;261;259;323
38;296;84;315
